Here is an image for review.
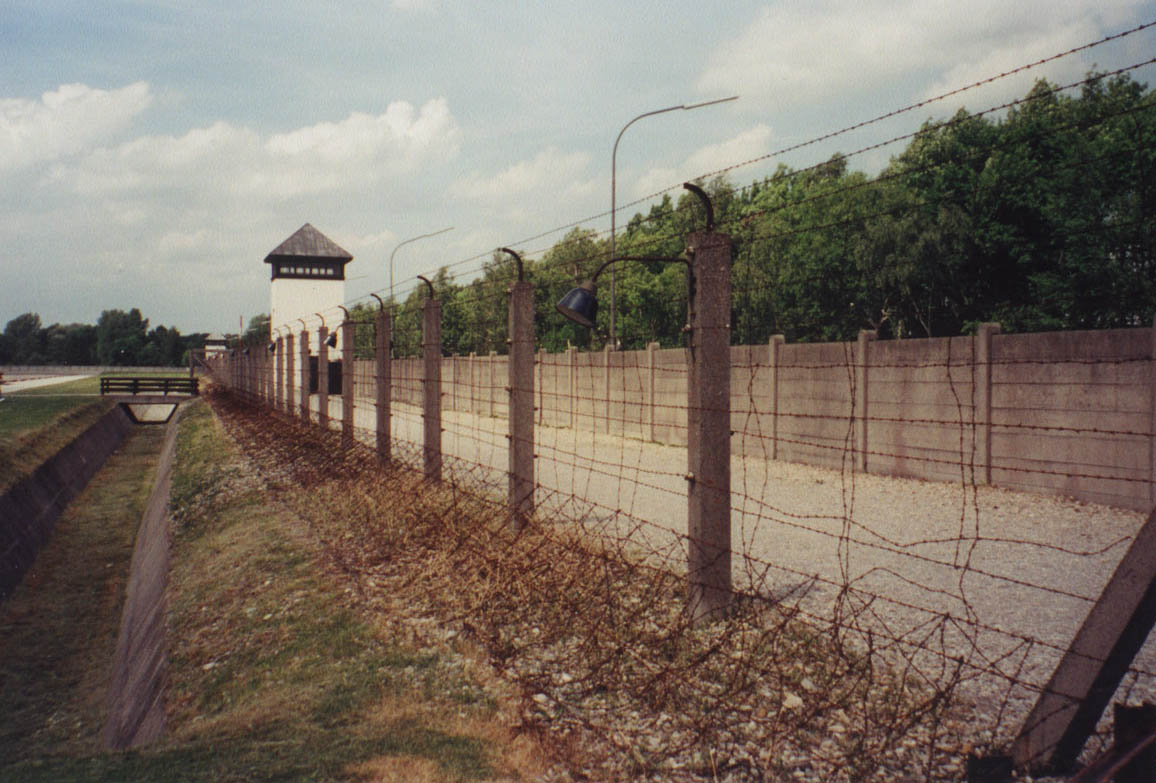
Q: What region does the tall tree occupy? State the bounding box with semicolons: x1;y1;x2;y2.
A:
96;308;149;365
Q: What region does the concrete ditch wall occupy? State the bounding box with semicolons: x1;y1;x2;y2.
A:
0;405;135;599
102;413;178;749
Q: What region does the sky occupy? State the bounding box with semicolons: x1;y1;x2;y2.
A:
2;0;1154;335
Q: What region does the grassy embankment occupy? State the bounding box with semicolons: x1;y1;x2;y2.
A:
0;398;539;782
0;376;111;492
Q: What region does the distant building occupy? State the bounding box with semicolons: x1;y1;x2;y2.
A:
264;223;353;353
204;332;229;357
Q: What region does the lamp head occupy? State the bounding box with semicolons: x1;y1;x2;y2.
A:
267;342;277;354
555;280;598;329
324;332;338;349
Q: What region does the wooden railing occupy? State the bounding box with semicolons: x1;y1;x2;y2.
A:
99;376;199;396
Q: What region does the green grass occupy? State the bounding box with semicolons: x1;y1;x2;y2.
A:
0;399;534;783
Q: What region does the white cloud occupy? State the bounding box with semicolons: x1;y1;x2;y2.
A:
4;94;465;331
919;20;1103;109
631;125;774;199
0;82;151;170
696;1;1148;113
45;98;460;201
449;146;592;201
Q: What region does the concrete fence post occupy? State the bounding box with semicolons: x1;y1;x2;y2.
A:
285;333;295;414
537;348;546;426
318;326;330;429
1149;314;1156;505
568;346;577;429
451;354;458;411
423;298;442;483
275;336;284;411
855;329;877;473
603;343;612;434
299;329;310;423
769;335;785;460
341;319;354;448
647;341;659;442
686;228;733;623
977;322;1001;486
488;351;497;418
508;281;535;529
376;310;392;462
467;351;476;413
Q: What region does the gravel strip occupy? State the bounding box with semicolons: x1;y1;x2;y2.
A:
324;395;1153;767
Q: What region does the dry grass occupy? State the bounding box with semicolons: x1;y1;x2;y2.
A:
211;390;966;781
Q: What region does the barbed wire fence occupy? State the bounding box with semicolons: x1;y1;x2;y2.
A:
208;23;1156;783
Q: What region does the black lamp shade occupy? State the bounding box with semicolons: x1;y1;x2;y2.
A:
267;342;277;353
556;280;598;329
324;332;338;349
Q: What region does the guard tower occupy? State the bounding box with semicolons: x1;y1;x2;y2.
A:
264;223;353;352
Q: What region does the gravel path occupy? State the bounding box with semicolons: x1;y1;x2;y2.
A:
317;395;1151;752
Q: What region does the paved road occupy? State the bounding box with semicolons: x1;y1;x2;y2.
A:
1;374;94;392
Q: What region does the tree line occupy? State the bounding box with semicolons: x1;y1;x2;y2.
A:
0;309;207;367
353;74;1151;356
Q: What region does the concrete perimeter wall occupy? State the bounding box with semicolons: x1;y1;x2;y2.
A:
349;322;1155;511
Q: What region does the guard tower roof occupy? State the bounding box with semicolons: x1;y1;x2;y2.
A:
264;223;353;264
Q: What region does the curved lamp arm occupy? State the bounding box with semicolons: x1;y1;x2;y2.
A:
556;254;689;331
498;247;524;282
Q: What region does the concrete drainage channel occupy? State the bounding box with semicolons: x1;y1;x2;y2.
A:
100;409;179;748
0;402;182;749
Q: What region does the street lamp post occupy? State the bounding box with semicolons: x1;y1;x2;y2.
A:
389;227;454;305
609;95;737;348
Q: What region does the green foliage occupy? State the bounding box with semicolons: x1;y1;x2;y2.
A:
2;309;203;366
240;313;271;349
405;75;1149;350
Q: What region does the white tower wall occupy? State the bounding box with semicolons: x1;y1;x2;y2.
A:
271;278;345;353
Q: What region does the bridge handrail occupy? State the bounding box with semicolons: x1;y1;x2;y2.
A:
99;376;199;396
